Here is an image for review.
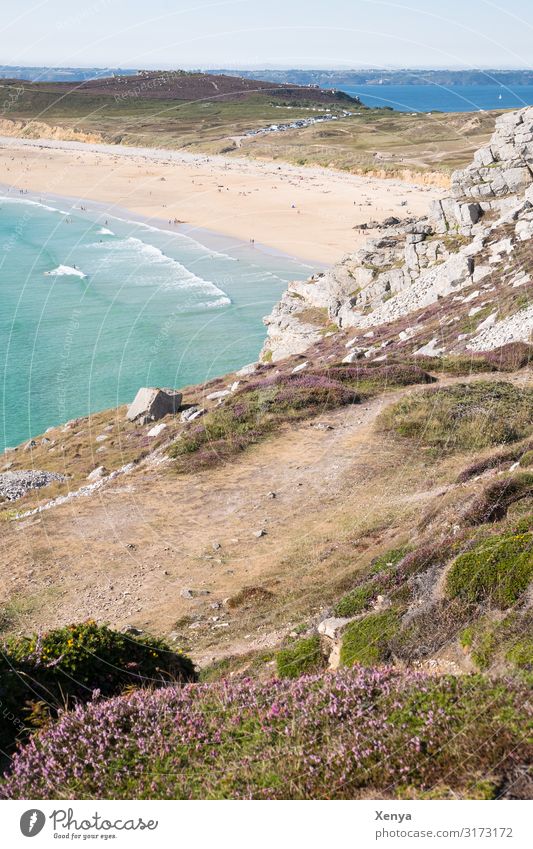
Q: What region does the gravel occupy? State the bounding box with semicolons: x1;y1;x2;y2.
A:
0;470;65;501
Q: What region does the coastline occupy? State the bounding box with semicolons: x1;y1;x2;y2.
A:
0;135;445;265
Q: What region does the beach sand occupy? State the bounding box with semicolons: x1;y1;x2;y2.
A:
0;137;445;264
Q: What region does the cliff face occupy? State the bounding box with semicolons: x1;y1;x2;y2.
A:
262;108;533;362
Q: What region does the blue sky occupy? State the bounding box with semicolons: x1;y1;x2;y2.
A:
1;0;532;69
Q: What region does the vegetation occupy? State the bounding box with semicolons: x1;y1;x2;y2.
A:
276;635;325;678
2;669;528;799
463;472;533;524
0;622;194;756
340;611;399;667
461;611;533;671
378;381;533;453
170;364;434;472
0;79;498;173
446;531;533;608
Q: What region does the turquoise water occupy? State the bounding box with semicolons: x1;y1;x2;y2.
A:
339;84;533;113
0;194;311;451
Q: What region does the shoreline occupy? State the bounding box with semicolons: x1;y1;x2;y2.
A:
0;182;321;272
0;135;445;265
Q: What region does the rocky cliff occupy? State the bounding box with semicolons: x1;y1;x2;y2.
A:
262;108;533;362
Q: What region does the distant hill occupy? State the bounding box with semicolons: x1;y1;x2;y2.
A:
10;70;360;105
213;68;533;87
0;66;137;82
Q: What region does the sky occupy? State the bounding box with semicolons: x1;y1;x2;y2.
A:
0;0;532;70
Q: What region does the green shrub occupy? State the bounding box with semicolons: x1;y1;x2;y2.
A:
378;382;533;453
0;622;195;757
461;611;533;672
276;635;324;679
368;546;411;575
446;532;533;608
333;547;410;617
6;621;195;692
506;640;533;669
520;451;533;468
334;583;376;617
340;611;399;667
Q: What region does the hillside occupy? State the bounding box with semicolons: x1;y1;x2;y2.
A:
22;70;358;104
0;107;532;800
0;74;498;176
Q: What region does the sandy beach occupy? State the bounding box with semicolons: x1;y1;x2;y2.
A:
0;136;445;265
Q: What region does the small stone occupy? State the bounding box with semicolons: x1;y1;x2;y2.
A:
147;423;167;438
206;390;230;401
212;541;222;550
87;466;106;481
254;529;267;538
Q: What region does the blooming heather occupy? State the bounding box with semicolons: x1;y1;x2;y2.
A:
2;668;529;800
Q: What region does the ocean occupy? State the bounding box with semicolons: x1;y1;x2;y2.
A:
338;84;533;113
0;194;311;452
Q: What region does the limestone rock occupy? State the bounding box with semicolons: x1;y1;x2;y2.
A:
127;387;182;424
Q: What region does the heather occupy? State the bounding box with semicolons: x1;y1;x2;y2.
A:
378;381;533;453
2;668;530;800
0;622;195;756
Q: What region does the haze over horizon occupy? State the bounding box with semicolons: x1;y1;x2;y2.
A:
1;0;532;71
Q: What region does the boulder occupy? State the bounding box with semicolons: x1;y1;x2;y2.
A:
127;387;182;424
317;617;353;640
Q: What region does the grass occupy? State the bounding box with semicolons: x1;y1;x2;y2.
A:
461;610;533;671
169;373;360;472
446;530;533;608
378;381;533;454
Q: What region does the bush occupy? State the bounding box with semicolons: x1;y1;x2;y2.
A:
391;599;474;663
461;611;533;671
340;611;399;667
463;473;533;524
446;531;533;608
0;622;195;757
328;363;435;390
378;382;533;453
520;451;533;468
276;635;325;678
482;342;533;372
456;442;533;483
334;583;377;617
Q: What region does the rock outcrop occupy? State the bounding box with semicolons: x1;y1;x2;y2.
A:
262;108;533;362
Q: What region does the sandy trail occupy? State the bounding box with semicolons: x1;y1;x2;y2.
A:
0;388;439;665
0;136;444;264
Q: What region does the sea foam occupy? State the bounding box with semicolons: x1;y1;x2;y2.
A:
44;265;87;279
